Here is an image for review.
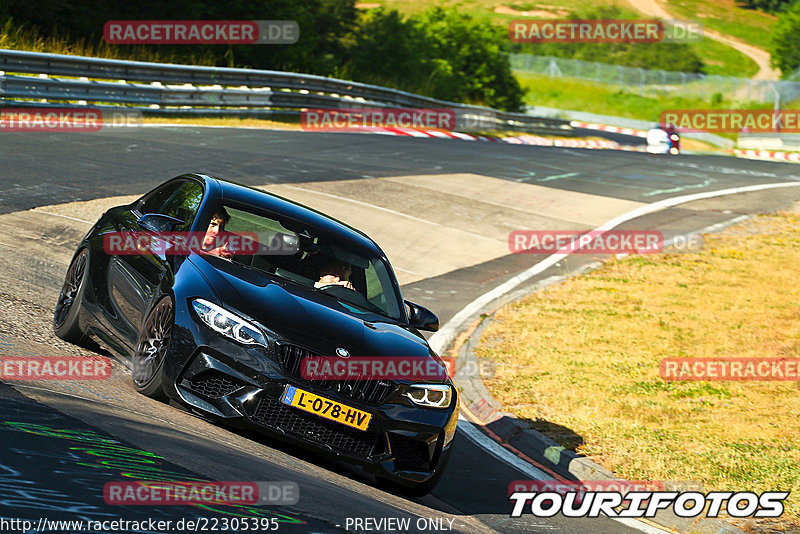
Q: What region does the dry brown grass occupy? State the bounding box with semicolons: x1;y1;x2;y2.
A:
0;21;216;65
475;207;800;531
680;137;723;153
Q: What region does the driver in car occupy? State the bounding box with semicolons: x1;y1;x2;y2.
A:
315;258;354;290
201;208;234;258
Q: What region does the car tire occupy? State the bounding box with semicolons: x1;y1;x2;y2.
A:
132;297;173;401
53;248;90;344
378;437;455;497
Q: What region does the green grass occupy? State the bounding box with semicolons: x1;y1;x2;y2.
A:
515;71;764;125
367;0;776;52
367;0;628;20
693;36;759;76
665;0;778;51
0;20;216;65
361;1;764;77
474;210;800;531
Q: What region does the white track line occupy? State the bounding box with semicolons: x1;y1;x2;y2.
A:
430;181;800;354
35;210;93;225
448;182;800;533
279;184;502;243
457;415;551;482
457;417;672;533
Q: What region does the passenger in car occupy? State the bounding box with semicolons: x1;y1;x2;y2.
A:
202;208;233;258
315;258;354;290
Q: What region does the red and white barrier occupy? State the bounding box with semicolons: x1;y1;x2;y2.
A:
360;127;643;149
570;121;648;138
733;148;800;163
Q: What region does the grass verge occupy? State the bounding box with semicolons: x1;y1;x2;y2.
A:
693;35;760;77
0;20;215;65
516;71;763;128
365;1;760;76
475;208;800;532
665;0;778;52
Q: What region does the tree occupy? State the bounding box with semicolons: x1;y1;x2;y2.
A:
770;1;800;75
2;1;525;109
739;0;794;12
348;7;524;110
2;0;359;74
413;8;524;110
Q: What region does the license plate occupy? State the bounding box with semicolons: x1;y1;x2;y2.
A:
280;385;372;432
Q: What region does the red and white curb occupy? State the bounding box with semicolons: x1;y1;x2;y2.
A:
332;126;800;161
145;122;651;153
733;148;800;163
338;126;648;152
570;121;648;137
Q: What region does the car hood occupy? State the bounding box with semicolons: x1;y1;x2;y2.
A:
189;255;433;359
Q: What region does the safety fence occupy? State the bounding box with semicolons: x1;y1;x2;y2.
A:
0;48;573;135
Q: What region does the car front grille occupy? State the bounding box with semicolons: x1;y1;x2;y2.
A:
249;392;382;459
277;342;396;405
182;370;245;399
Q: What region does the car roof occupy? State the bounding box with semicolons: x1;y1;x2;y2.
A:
191;173;384;257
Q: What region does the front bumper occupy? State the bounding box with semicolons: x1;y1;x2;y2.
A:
162;306;458;485
646;142;679;155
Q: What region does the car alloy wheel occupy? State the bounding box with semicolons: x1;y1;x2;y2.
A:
133;298;173;390
54;249;88;329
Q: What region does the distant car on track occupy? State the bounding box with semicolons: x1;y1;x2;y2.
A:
646;123;680;155
53;173;458;495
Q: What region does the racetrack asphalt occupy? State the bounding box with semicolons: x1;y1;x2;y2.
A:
2;126;800;534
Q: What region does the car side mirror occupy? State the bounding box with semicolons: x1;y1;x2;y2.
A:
137;213;184;233
405;300;439;332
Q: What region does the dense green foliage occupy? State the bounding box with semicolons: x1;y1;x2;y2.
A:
771;1;800;75
0;0;525;110
512;6;705;73
740;0;794;12
349;8;524;109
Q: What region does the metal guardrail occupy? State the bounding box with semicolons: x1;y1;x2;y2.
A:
0;48;572;135
737;133;800;151
527;105;735;148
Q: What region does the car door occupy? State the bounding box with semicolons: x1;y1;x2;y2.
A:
107;179;204;347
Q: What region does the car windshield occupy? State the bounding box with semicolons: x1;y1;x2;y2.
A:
211;204;404;320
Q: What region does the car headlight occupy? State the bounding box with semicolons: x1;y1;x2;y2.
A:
404;384;452;409
191;298;268;347
670;134;679;141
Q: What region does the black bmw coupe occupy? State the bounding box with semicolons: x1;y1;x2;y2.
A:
53;173;458;494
